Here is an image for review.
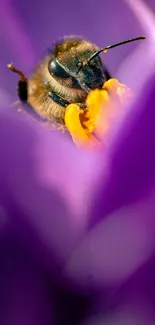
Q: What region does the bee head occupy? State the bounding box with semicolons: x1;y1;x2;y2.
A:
47;35;146;92
47;36;105;91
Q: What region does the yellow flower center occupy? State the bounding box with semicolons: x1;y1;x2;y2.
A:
65;78;132;148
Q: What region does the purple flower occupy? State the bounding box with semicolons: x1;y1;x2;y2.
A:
1;0;155;324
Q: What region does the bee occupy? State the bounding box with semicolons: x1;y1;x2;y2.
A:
7;35;145;131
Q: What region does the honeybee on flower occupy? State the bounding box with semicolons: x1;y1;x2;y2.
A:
8;36;145;147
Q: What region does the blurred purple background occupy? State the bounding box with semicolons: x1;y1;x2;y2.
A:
1;0;155;99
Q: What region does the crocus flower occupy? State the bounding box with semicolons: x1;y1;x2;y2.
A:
1;0;155;324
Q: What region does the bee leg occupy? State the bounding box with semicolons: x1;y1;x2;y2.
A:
48;90;70;108
7;63;48;123
17;80;28;102
47;86;88;110
7;63;28;102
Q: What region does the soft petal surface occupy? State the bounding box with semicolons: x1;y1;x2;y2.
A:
64;196;155;287
0;107;105;272
117;0;155;92
64;63;155;289
0;223;53;324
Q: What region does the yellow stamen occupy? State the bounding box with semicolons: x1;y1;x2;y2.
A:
65;78;132;148
65;104;98;148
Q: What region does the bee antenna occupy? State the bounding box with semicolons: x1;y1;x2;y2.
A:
7;63;27;81
77;36;146;73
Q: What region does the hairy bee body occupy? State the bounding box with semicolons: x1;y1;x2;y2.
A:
15;36;110;129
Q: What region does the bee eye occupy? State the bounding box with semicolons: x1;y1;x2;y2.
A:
48;59;70;78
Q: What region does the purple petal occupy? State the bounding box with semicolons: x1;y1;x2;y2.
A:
0;107;104;271
64;59;155;290
2;0;147;74
82;252;155;324
117;0;155;92
64;196;155;288
0;227;53;325
0;0;36;67
97;72;155;217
